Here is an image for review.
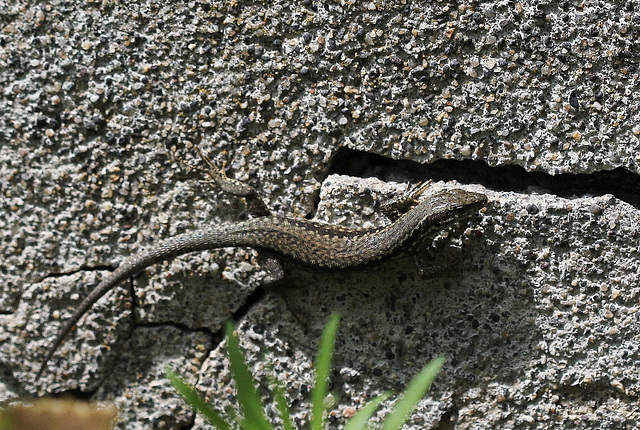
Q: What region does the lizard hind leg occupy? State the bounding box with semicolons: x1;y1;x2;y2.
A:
257;253;285;285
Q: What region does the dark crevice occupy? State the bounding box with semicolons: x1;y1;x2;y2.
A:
79;264;116;272
126;278;138;334
135;320;217;339
31;264;114;283
134;286;266;341
115;278;140;377
187;284;269;358
432;401;458;430
44;386;99;401
229;284;268;327
3;265;117;315
305;189;323;220
44;270;82;279
328;147;640;208
177;412;196;430
1;365;32;398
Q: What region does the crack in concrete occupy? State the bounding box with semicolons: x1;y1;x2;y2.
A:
329;147;640;208
28;264;116;285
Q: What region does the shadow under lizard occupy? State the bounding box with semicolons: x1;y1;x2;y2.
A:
36;153;487;380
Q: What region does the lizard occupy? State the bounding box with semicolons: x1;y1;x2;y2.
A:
36;149;488;380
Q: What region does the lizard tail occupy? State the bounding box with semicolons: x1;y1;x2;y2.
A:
36;228;242;380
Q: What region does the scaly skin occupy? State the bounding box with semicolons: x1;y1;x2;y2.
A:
36;188;487;380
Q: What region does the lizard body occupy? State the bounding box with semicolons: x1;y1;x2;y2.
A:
36;168;486;380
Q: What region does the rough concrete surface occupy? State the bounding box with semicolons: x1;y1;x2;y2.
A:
1;0;639;429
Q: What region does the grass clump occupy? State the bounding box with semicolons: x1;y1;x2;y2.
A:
167;314;444;429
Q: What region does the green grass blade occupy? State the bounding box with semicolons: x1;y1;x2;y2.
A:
165;367;234;430
270;374;296;430
380;357;446;430
224;322;272;430
224;404;239;428
310;313;340;430
342;391;394;430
